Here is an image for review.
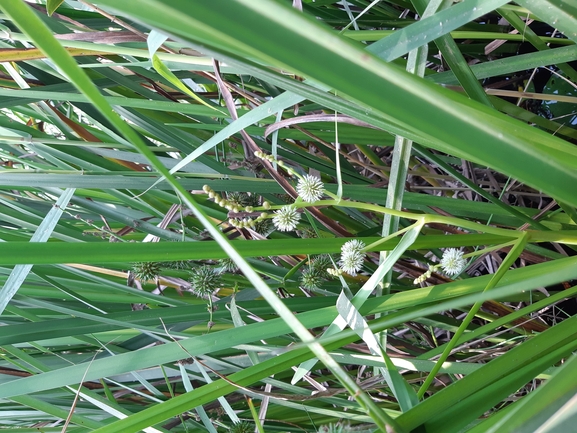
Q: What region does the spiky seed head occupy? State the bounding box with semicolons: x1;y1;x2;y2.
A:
252;218;274;236
226;191;250;207
189;266;222;298
311;254;335;276
230;421;253;433
244;193;261;207
219;257;238;273
300;268;324;290
132;262;161;281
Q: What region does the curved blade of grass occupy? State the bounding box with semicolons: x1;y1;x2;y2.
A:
46;0;64;16
396;313;577;432
0;187;74;315
147;30;225;115
365;0;511;61
336;291;419;412
292;222;423;383
93;0;577;208
515;0;577;44
418;233;528;398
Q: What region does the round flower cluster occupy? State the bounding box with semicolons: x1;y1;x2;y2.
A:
273;205;301;232
413;248;468;284
338;239;366;276
296;174;324;203
255;151;324;203
189;265;222;298
440;248;467;276
131;262;161;281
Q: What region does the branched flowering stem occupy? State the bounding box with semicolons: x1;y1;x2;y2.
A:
417;232;529;398
413;240;519;284
363;222;419;252
259;199;522;239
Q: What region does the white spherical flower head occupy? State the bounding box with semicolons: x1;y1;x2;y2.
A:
273;205;301;232
339;239;366;276
296;175;325;203
440;248;466;276
341;239;364;254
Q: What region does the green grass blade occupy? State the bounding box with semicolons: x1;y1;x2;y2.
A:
0;188;74;315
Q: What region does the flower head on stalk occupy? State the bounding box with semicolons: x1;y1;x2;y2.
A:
296;174;324;203
338;239;366;276
273;205;300;232
440;248;467;276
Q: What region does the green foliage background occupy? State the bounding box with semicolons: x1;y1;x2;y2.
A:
0;0;575;432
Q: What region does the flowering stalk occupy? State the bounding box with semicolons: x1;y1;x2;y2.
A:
213;152;524;239
254;151;338;202
413;241;517;284
413;248;466;284
273;205;301;232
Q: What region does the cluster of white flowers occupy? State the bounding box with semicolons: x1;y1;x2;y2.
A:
269;173;324;232
273;205;301;232
414;248;467;284
440;248;467;276
338;239;366;276
213;152;327;234
296;174;324;203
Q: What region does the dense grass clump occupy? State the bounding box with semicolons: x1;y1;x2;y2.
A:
0;1;575;432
